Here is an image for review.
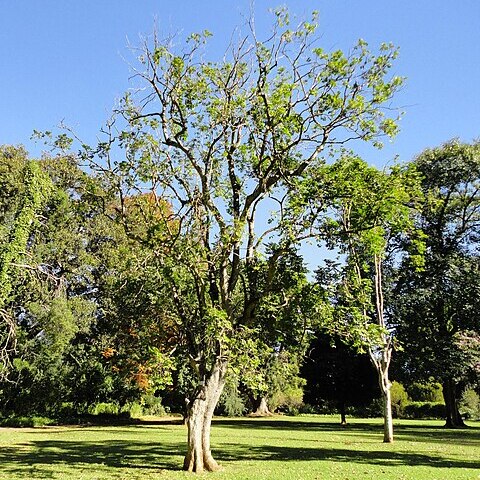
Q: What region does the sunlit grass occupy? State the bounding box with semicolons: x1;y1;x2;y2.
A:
0;415;478;479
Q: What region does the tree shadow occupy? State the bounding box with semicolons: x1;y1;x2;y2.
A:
214;417;480;444
2;418;478;477
213;417;382;432
215;443;480;470
0;439;184;478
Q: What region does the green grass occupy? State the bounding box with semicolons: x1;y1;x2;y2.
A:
0;415;478;479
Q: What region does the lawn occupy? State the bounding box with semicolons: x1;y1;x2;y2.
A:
0;415;478;479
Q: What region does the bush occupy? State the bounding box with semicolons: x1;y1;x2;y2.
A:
460;388;480;420
88;402;119;416
407;381;443;403
141;394;167;416
120;402;144;418
218;379;246;417
0;416;54;427
298;403;319;414
306;400;337;415
269;385;303;414
360;398;383;418
56;402;76;419
404;402;446;419
390;381;409;418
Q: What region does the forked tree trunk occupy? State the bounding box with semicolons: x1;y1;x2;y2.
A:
442;378;465;428
252;396;272;416
183;358;227;473
371;256;393;443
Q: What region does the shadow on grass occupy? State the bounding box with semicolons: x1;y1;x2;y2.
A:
216;443;480;470
2;418;479;477
0;439;184;478
213;417;480;445
3;436;478;478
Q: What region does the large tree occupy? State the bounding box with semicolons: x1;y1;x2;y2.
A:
62;9;403;471
0;149;114;414
0;146;53;379
392;140;480;427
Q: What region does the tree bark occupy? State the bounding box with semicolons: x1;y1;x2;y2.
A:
183;358;227;473
372;348;394;443
251;396;272;416
442;378;465;428
370;256;393;442
382;383;394;443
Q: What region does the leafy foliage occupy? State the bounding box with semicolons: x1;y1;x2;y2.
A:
391;140;480;426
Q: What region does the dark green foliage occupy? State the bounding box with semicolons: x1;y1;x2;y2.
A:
403;402;446;419
0;147;161;417
406;381;444;403
218;378;247;417
391;140;480;427
301;333;379;417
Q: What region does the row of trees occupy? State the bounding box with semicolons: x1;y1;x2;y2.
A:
1;10;479;473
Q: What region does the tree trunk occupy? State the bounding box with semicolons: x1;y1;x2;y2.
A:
382;383;393;443
251;396;272;416
442;378;465;428
371;349;394;443
339;399;347;425
370;256;393;442
183;358;227;473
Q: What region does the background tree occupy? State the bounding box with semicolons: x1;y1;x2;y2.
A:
0;150;150;417
301;332;379;423
0;146;53;379
391;141;480;427
231;248;315;416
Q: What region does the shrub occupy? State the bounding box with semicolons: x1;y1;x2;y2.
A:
361;398;383;418
298;403;319;414
218;378;246;417
88;402;119;416
56;402;76;419
460;388;480;420
404;401;446;419
120;402;144;418
407;381;443;403
304;400;337;415
269;385;304;414
390;381;409;418
141;394;166;416
0;416;54;427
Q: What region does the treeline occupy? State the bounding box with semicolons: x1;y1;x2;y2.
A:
1;141;478;428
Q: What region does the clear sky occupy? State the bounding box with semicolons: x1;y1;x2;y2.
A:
1;0;479;164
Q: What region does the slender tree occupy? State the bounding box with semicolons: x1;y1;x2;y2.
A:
295;155;423;442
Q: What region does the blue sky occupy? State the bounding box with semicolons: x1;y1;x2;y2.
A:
1;0;479;165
